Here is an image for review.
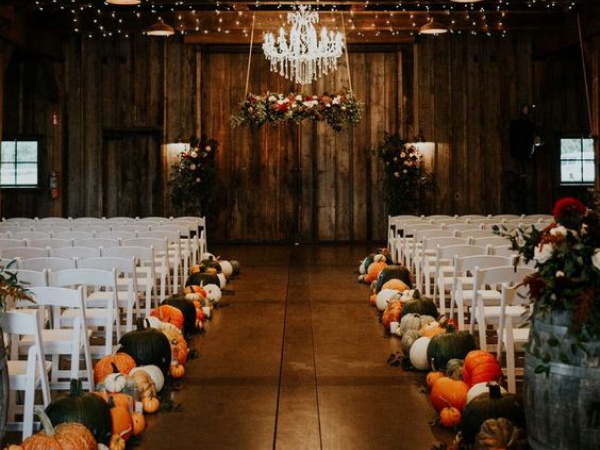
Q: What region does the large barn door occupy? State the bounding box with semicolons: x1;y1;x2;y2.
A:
101;131;164;218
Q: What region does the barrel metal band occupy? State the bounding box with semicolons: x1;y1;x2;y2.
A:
526;355;600;379
533;320;569;336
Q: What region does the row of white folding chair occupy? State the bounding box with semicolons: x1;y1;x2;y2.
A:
1;308;52;440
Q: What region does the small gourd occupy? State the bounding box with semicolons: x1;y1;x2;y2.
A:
473;418;528;450
142;397;160;414
109;435;125;450
400;329;420;356
439;406;462;428
131;412;146;436
103;372;128;394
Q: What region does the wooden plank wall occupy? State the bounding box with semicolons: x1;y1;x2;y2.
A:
1;31;593;239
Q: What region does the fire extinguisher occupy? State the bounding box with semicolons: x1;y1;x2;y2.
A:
50;171;60;200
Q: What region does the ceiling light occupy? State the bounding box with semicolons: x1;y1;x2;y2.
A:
419;19;448;35
147;19;175;37
106;0;141;5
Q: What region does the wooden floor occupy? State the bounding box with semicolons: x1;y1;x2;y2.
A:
138;243;450;450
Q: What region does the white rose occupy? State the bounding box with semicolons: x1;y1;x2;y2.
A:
534;243;553;264
268;95;277;102
191;151;198;158
205;146;212;151
592;249;600;270
295;95;303;101
550;225;567;237
556;271;565;277
189;164;197;170
393;172;400;178
332;97;340;105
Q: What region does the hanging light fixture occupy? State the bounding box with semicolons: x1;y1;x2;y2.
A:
419;18;448;35
106;0;141;5
147;19;175;37
262;5;345;85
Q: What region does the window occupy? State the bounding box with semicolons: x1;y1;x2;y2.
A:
560;137;595;185
0;138;40;188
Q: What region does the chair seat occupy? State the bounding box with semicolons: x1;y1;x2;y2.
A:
502;327;530;343
20;329;92;352
459;289;502;304
62;308;112;324
482;305;528;321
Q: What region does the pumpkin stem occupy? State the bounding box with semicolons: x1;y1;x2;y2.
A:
107;396;116;408
111;362;120;374
69;378;83;397
438;395;452;408
135;318;145;331
35;408;56;436
488;382;503;399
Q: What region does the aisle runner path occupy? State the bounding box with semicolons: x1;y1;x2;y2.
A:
141;244;442;450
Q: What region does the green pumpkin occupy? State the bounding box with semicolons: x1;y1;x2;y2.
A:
398;313;436;337
362;254;376;274
461;383;525;444
162;296;198;336
474;418;528;450
400;296;438;319
427;329;477;371
186;272;220;288
445;358;465;380
231;260;241;275
200;258;222;272
45;379;112;445
119;319;172;376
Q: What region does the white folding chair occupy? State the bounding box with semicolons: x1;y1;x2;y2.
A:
470;236;511;247
419;236;468;296
70;217;105;225
2;247;49;260
26;238;72;249
48;269;119;357
74;238;120;250
18;257;76;272
402;223;440;271
50;246;102;260
413;229;455;288
471;265;535;351
123;238;169;300
36;217;70;225
450;255;513;329
11;231;51;240
0;239;26;250
103;246;155;317
24;286;94;392
2;309;51;439
96;230;136;241
138;230;184;293
104;217;137;224
455;229;496;239
79;256;139;333
53;231;94;240
497;282;533;393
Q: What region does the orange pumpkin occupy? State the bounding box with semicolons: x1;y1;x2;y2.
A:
462;350;502;388
430;376;469;412
382;279;410;292
94;392;134;411
163;327;188;365
94;353;137;385
107;398;132;441
426;371;445;389
142;396;160;414
22;409;97;450
420;322;446;338
440;406;462;428
151;305;184;330
169;362;185;379
364;261;387;283
381;302;402;329
109;434;125;450
131;412;146;436
369;294;377;307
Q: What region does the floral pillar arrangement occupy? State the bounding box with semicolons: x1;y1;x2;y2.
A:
168;135;218;217
375;132;433;216
497;196;600;450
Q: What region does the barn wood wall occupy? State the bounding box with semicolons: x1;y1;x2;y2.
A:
0;31;593;241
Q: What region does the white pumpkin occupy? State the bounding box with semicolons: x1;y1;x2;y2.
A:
103;373;128;393
373;254;386;263
130;365;165;392
409;336;432;371
359;257;368;275
145;316;180;333
400;289;418;303
220;260;233;278
466;382;508;404
201;252;216;261
217;273;227;288
204;283;222;304
376;289;401;311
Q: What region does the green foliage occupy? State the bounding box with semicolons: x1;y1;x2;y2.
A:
169;135;218;217
375;132;432;215
0;259;33;309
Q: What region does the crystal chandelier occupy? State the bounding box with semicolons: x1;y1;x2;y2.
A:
262;5;345;85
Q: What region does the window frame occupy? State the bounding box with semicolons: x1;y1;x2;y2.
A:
559;135;596;187
0;135;43;190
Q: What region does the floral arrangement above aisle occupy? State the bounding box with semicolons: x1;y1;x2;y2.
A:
169;135;218;216
230;89;364;131
497;196;600;340
375;133;433;215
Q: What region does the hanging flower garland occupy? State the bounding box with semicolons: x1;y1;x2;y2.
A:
230;89;364;131
169;135;218;216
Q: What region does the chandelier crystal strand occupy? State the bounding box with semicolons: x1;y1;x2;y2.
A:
263;5;345;85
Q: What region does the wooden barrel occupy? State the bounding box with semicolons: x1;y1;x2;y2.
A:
524;309;600;450
0;333;8;446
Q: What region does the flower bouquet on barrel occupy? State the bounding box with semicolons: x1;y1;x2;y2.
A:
495;196;600;450
169;135;218;217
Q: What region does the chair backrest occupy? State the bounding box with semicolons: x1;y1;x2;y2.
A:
27;286;87;330
444;223;483;232
49;268;117;294
3;217;36;223
437;244;488;261
0;258;19;269
404;223;440;237
123;237;168;252
492;214;523;220
112;225;150;234
104;217;137;224
459;214;489;220
423;237;469;252
456;229;496;239
471;236;511;247
78;256;136;275
490;244;516;258
11;231;51;240
138;230;181;245
19;257;77;272
2;247;49;260
501;282;532;309
1;309;47;373
426;215;455;220
431;218;465;226
13;268;48;288
151;224;189;237
454;254;513;274
103;245;154;265
50;246;102;260
138;216;169;223
414;229;454;243
473;265;535;289
96;231;136;240
32;225;69;234
74;238;120;249
53;231;94;240
69;225;108;234
37;217;70;225
70;217;104;224
27;238;72;249
0;239;26;250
